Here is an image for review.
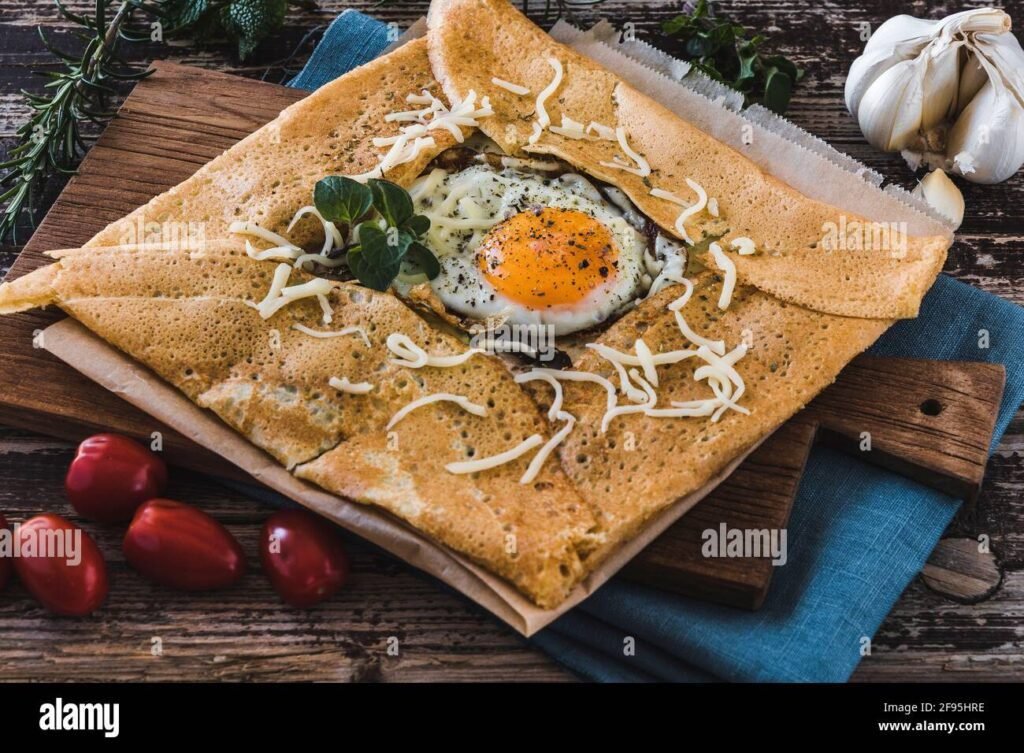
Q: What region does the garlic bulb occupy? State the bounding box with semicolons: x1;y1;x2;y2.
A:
846;8;1024;184
911;169;965;228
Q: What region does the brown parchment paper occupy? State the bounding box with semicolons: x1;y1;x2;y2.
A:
42;20;952;636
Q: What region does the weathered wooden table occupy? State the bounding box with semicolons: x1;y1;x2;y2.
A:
0;0;1021;682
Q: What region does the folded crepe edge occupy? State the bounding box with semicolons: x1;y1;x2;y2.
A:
0;264;59;314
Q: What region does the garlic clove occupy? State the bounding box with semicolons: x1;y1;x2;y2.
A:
957;55;988;110
857;57;929;151
861;14;940;54
912;169;965;229
921;42;963;130
946;78;1024;184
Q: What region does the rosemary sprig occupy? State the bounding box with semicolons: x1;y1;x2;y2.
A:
0;1;150;243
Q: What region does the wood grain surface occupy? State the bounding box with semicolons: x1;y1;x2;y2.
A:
1;0;1023;682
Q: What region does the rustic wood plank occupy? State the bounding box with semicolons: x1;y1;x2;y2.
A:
809;358;1005;504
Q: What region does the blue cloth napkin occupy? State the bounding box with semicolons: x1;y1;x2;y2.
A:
282;11;1024;682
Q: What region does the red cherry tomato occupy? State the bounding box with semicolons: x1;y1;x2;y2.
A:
124;499;245;591
65;433;168;523
0;514;12;591
12;514;108;616
261;510;350;608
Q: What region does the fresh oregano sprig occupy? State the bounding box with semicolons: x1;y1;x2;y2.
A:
662;0;804;114
313;176;439;292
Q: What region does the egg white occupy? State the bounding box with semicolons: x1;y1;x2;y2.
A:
410;164;681;336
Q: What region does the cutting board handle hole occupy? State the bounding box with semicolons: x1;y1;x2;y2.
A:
920;398;944;416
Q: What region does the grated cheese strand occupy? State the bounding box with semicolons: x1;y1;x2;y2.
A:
731;236;756;255
230;221;299;251
491;76;530;96
515;371;563;421
387;393;487;430
287;205;344;255
667;278;695;311
650;177;708;244
446;434;544;475
597;126;651;177
634;338;659;387
586;121;616;140
292;324;370;347
673;310;726;355
245;240;301;262
520;412;576;485
708;241;737;310
328;376;374;394
519;368;618;431
535;57;563;129
386;333;485;368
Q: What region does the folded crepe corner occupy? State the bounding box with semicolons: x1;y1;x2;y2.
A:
0;263;60;314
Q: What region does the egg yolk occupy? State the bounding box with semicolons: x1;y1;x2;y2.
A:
476;208;619;309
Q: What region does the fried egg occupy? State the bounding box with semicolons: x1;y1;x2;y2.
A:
408;163;684;335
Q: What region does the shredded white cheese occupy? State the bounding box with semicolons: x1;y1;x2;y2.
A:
707;197;720;217
515;371;564;421
328;376;374;395
387;393;487;430
518;368;618;428
528;120;543;145
230;221;299;251
598;126;651;177
673;311;726;355
520;412;576;485
255;264;335;323
245;240;301;263
549;114;591;140
287;205;343;255
292;323;370;347
535;57;563;129
731;236;756;255
386;333;485;369
650;178;708;244
667;278;695;311
353;89;492;180
293;252;346;271
708;241;737;310
491;76;530;96
445;434;544;475
586;342;697;369
586;121;616;140
634;339;659;387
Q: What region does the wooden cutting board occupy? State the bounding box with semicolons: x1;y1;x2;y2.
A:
0;62;1005;610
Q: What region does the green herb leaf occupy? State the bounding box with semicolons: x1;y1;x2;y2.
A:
218;0;287;60
368;179;415;228
348;222;412;291
662;0;803;114
313;175;372;227
403;213;431;238
405;241;441;280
